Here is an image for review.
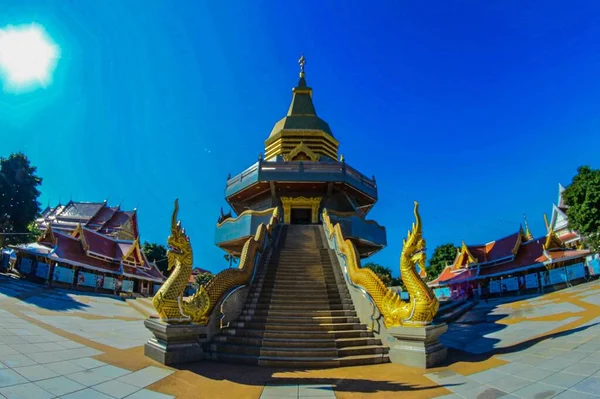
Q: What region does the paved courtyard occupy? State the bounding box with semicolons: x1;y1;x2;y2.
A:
1;275;600;398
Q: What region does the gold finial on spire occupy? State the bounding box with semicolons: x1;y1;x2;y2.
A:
523;214;533;240
298;54;306;77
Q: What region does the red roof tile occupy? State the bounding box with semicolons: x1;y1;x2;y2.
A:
86;206;118;230
467;245;487;263
477;239;547;278
546;249;590;260
83;228;118;259
466;231;521;263
100;210;135;236
51;233;121;274
558;232;579;243
443;268;478;284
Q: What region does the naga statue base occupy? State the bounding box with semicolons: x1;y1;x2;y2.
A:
386;323;448;369
144;317;207;366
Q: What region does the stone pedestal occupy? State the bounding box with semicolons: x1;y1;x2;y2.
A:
144;317;207;366
386;323;448;368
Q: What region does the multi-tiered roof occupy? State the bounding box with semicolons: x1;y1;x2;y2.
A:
37;200;138;240
15;200;165;284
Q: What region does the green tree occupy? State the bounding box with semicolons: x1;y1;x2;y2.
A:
562;166;600;252
26;221;41;240
224;253;238;268
428;243;459;281
195;272;215;286
142;241;169;276
0;153;42;247
363;262;393;286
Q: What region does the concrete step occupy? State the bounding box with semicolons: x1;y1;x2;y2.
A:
259;277;337;284
223;328;372;340
248;298;352;306
250;292;343;301
259;354;389;368
208;343;387;359
232;321;365;332
206;352;390;369
241;308;357;317
205;225;390;369
244;303;354;312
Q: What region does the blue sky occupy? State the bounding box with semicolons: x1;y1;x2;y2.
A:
1;1;600;275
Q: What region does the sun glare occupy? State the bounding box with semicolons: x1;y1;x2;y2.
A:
0;23;60;91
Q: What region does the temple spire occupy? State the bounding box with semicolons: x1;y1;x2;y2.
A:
523;214;533;240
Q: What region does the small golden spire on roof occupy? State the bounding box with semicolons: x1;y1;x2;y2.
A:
298;54;306;78
523;214;533;240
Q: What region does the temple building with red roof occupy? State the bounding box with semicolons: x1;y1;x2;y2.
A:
10;200;166;296
427;183;591;300
428;223;590;300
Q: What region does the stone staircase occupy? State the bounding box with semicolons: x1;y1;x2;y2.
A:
205;224;390;368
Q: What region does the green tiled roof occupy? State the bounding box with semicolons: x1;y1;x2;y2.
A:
268;77;334;139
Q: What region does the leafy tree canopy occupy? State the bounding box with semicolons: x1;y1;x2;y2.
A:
363;262;394;287
0;153;42;247
563;166;600;251
428;243;459;280
195;272;215;286
142;241;169;276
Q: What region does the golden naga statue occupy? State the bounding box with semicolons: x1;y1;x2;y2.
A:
152;199;279;325
323;201;439;327
152;199;211;324
382;202;439;326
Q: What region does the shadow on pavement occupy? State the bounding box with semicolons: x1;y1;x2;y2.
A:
178;361;450;395
0;275;90;312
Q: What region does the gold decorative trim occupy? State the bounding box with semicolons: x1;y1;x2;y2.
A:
122;238;143;265
37;226;56;245
283;142;320;161
512;228;523;255
76;224;89;252
216;207;278;228
265;130;339;161
281;197;321;224
265;130;340;147
71;224;83;238
453;241;477;269
544;229;563;250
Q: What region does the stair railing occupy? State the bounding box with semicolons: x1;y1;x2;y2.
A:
218;216;282;329
321;216;380;332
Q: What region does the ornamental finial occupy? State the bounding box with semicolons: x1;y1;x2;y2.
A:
298;54;306;77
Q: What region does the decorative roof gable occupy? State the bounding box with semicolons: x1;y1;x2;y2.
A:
451;242;477;270
122;238;144;266
283;141;320;161
73;224;89;251
37;226;56;246
544;229;563;251
512;226;524;255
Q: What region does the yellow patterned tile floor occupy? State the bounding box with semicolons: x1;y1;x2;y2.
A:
2;276;600;398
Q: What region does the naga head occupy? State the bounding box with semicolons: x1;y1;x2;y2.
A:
167;199;193;269
403;201;427;271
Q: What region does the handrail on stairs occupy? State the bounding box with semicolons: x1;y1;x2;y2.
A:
218;221;282;329
322;223;380;332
